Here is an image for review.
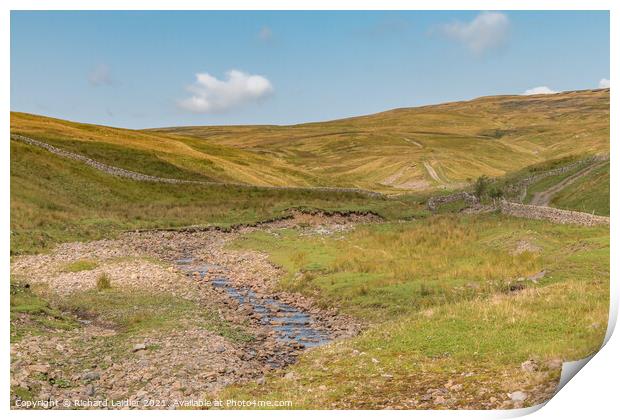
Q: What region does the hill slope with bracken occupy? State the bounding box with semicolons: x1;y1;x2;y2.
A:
154;89;609;192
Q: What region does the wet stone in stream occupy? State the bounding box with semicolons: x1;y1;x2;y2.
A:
175;258;332;348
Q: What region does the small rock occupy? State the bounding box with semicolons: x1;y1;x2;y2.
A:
132;343;147;352
85;384;96;397
371;358;379;364
527;270;546;283
82;372;100;382
284;372;297;380
256;376;266;385
508;391;528;402
30;364;50;374
521;360;538;373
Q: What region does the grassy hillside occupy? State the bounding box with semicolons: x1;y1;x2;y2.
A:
12;89;609;196
10;89;609;253
550;162;610;216
220;215;609;408
10;140;421;255
157;89;609;192
10;112;326;188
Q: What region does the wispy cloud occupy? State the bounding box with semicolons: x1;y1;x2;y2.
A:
438;12;510;55
178;70;274;113
599;78;610;88
523;86;558;95
88;64;114;86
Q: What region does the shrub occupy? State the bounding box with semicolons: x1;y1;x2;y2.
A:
474;175;491;198
474;175;504;199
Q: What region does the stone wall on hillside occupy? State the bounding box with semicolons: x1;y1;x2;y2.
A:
498;200;609;226
504;155;609;202
11;134;383;198
427;192;478;211
12;134;199;185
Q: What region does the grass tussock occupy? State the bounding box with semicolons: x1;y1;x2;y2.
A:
96;273;112;290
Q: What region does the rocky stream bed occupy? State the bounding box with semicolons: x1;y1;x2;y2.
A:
10;211;371;408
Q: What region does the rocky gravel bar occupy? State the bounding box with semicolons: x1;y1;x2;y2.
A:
10;211;373;409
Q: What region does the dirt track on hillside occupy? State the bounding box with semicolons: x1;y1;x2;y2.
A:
529;161;606;206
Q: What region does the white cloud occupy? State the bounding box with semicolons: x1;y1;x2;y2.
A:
599;78;610;88
440;12;510;55
258;26;273;42
88;64;113;86
178;70;274;113
523;86;558;96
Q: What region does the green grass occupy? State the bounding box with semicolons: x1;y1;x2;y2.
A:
230;215;581;321
434;198;470;213
10;280;78;342
220;214;609;408
52;288;251;342
10;139;422;255
60;259;99;273
29;136;218;182
550;162;610;216
523;164;589;203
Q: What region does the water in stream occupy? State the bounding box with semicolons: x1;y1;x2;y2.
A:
175;258;331;348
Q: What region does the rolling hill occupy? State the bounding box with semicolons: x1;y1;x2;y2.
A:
10;89;609;253
12;88;609;196
154;88;610;192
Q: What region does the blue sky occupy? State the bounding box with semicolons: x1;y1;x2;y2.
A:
11;11;609;129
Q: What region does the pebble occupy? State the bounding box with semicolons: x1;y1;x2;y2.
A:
508;391;528;402
521;360;538;373
82;372;100;382
132;343;147;352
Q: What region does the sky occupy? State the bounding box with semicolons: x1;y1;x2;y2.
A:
10;10;610;129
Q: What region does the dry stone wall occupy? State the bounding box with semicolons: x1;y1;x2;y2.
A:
504;155;609;202
11;134;383;198
498;200;609;226
427;192;479;211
